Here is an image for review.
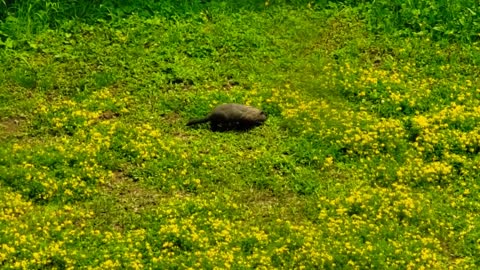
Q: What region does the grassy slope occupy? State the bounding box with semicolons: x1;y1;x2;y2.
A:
1;4;480;269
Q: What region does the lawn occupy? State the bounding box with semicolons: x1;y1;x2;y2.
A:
1;0;479;269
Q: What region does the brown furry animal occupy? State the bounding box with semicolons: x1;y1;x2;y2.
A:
186;103;267;131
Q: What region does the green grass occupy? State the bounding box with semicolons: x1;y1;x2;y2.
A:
1;1;480;269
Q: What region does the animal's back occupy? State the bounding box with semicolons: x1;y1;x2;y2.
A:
186;103;267;131
211;103;250;119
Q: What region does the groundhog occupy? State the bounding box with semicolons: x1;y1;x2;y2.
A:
186;103;267;131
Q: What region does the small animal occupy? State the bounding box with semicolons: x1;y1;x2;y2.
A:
186;103;267;131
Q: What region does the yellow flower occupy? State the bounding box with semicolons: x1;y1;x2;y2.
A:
413;115;429;128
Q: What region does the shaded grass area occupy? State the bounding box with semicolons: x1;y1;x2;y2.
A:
1;3;480;269
2;0;479;42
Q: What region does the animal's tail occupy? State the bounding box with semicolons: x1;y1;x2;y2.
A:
186;117;209;126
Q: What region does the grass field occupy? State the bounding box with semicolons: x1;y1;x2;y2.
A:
1;0;480;269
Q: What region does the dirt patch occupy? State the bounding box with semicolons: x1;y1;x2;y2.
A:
98;110;120;120
161;112;181;125
103;171;163;213
90;170;167;231
173;131;193;141
239;189;307;222
0;116;26;139
222;79;240;90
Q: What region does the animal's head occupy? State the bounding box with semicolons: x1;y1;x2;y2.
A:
256;111;267;123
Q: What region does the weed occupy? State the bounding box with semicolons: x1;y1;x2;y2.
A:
11;66;37;89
